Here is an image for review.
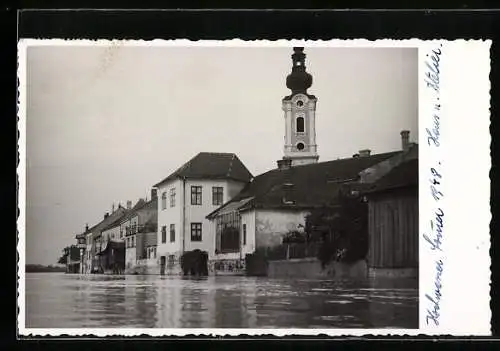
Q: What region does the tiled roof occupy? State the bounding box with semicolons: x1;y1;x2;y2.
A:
75;223;99;239
89;207;128;238
153;152;253;187
118;197;158;224
77;198;158;239
365;158;418;194
207;151;400;218
101;211;130;231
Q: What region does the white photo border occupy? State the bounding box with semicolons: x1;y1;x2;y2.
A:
17;38;492;337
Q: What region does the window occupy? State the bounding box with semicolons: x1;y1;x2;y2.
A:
153;247;157;258
127;237;130;248
216;211;241;253
170;224;176;242
161;192;167;210
191;186;202;205
161;226;167;243
243;223;247;245
212;187;224;206
191;223;202;242
120;228;123;239
296;116;305;133
131;236;135;247
169;188;176;207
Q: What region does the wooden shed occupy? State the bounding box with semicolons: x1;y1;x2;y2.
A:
365;158;418;277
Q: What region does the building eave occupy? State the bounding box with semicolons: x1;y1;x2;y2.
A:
153;175;181;189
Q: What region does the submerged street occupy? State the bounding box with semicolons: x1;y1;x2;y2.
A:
25;273;418;329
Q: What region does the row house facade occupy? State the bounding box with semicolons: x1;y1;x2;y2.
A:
74;195;158;275
84;206;127;274
120;195;158;274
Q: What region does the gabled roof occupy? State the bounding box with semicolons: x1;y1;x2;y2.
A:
101;211;130;231
118;197;158;224
207;151;400;218
89;207;128;238
365;158;418;195
75;223;99;239
153;152;253;188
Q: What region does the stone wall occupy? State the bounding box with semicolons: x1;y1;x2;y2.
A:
125;258;160;275
267;258;368;279
368;267;418;279
208;258;246;276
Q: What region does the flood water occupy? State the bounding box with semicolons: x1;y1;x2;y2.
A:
25;273;418;329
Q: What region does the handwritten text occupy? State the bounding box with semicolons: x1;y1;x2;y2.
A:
423;44;445;328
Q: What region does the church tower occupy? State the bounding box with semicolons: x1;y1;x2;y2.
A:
281;47;319;167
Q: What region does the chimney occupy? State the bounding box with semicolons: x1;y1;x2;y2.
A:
401;130;410;152
277;158;292;170
85;223;89;231
359;149;371;157
151;188;158;200
126;200;132;209
112;203;115;213
104;212;109;219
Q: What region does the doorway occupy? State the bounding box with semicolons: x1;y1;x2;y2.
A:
160;256;166;275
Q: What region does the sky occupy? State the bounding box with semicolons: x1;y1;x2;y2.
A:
24;44;418;265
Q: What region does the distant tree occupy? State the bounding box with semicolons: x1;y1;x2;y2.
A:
180;249;208;276
305;188;368;267
57;247;69;265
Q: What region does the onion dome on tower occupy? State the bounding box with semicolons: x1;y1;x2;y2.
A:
284;47;315;100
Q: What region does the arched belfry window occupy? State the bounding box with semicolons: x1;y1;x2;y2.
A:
296;116;305;133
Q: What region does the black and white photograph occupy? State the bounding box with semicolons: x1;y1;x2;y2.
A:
21;41;421;331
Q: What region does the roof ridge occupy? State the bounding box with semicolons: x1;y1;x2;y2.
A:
200;151;235;156
226;154;235;177
154;151;251;187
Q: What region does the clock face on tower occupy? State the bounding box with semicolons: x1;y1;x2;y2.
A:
292;94;308;109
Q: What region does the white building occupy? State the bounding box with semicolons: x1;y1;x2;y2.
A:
153;152;253;275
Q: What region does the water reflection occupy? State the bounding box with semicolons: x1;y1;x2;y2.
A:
25;273;418;329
